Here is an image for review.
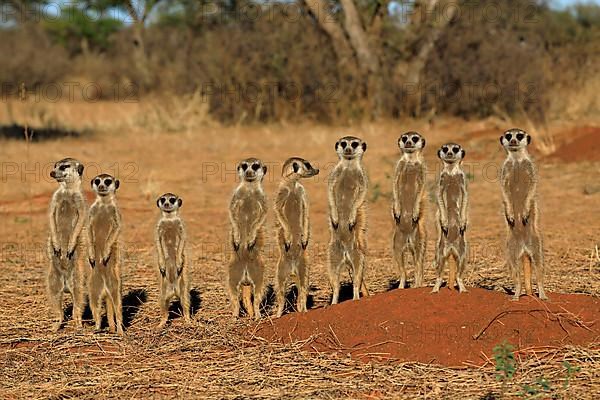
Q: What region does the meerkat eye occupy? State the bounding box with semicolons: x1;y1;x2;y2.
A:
516;133;524;141
94;178;101;186
401;135;408;143
351;141;359;149
411;136;419;143
169;197;176;204
104;178;113;186
60;165;68;171
241;163;248;171
442;146;449;153
304;162;312;169
340;141;347;149
505;133;513;140
159;197;166;204
452;146;460;154
251;163;260;171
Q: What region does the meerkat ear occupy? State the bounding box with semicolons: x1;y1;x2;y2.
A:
178;198;183;208
362;142;367;152
335;141;339;151
499;135;504;145
262;165;267;175
527;134;531;145
461;149;466;159
292;162;299;173
421;138;426;148
77;164;84;176
90;178;95;188
114;179;120;190
156;198;161;208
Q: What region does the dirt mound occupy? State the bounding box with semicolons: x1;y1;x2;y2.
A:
548;126;600;162
256;288;599;367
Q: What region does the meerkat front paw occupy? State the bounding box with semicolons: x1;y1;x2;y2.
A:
505;212;515;228
247;238;256;251
522;213;530;226
88;257;96;268
330;217;339;230
101;253;111;266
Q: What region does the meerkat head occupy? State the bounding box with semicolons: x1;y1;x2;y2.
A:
398;131;426;154
437;143;466;164
335;136;367;160
500;128;531;152
237;158;267;183
50;158;84;184
91;174;119;196
281;157;320;180
156;192;182;214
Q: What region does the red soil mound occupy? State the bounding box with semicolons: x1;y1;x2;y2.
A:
549;126;600;162
256;288;600;367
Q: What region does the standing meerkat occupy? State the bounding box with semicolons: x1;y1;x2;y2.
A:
392;132;428;289
500;128;547;300
432;143;469;293
227;158;268;320
87;174;124;335
328;136;370;304
274;157;319;317
155;192;191;328
47;158;87;331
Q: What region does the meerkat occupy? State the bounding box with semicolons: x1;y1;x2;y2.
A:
392;132;428;289
328;136;370;304
47;158;87;331
155;192;191;328
432;143;469;293
227;158;268;320
274;157;319;317
500;128;547;301
87;174;124;335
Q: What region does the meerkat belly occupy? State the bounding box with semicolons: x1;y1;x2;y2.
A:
161;222;180;264
283;194;303;239
508;162;532;218
91;207;114;257
239;196;264;242
335;170;360;221
55;198;77;248
398;165;421;231
445;177;462;242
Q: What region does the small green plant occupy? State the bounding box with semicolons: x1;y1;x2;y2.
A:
493;341;516;393
562;360;580;389
518;377;551;398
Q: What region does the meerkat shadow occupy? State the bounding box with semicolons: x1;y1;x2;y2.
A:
122;288;148;328
167;288;202;320
258;284;276;315
387;279;409;290
332;282;356;304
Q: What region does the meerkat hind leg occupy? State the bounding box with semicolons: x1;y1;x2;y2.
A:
47;268;65;332
296;255;309;312
394;247;407;289
275;258;289;318
179;277;192;323
522;255;534;296
431;251;445;293
328;246;343;305
241;285;254;319
447;254;457;291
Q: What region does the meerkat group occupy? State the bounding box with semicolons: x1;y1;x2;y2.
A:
46;128;548;332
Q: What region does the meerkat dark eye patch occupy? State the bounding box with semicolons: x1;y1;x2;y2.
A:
505;133;513;140
340;141;347;149
411;136;419;143
303;161;312;170
292;162;299;173
442;146;449;153
351;141;359;149
169;197;176;204
104;178;113;186
160;197;166;204
251;163;260;171
401;136;408;143
94;178;101;186
60;165;68;171
516;133;524;141
241;163;248;171
452;146;460;154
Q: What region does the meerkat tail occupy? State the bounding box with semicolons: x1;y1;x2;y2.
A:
523;255;533;296
448;255;457;291
241;285;253;318
361;282;370;297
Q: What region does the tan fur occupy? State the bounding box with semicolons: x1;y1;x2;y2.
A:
328;136;370;304
155;193;191;328
47;158;87;332
432;144;469;293
392;132;427;288
87;174;124;335
274;157;319;317
500;128;547;300
227;158;268;320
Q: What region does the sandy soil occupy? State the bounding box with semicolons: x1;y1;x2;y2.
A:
0;112;599;398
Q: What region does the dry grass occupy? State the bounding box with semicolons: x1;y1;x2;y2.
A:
0;108;599;398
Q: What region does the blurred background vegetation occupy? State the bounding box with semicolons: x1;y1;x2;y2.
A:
0;0;598;124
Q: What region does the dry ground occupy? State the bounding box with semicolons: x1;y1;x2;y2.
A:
0;104;599;398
